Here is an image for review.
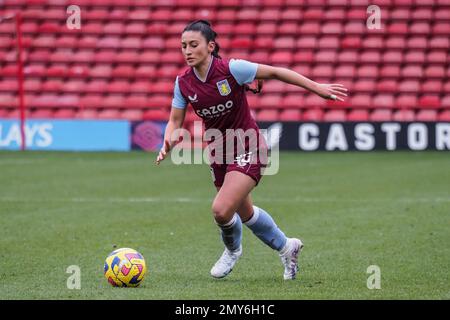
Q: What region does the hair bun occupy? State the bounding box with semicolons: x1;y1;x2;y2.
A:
196;19;211;26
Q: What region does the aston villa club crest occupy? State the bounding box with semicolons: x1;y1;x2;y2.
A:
216;79;231;96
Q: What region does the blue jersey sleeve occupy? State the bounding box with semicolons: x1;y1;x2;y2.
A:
172;76;187;109
229;59;258;86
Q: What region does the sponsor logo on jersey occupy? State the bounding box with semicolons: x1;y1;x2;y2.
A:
195;100;234;118
216;79;231;96
188;94;198;103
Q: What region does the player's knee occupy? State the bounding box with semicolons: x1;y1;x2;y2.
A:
211;201;234;225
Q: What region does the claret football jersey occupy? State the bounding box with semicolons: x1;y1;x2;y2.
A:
172;56;265;160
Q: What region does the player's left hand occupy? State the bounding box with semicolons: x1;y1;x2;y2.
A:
315;83;348;101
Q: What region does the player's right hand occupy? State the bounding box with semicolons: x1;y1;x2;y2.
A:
155;140;171;165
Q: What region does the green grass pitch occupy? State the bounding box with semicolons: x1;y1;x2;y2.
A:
0;151;449;299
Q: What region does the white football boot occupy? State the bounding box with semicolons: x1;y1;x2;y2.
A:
279;238;304;280
210;245;242;279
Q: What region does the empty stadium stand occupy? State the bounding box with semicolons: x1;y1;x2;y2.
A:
0;0;449;122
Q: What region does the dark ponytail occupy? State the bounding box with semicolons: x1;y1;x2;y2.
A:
183;20;221;58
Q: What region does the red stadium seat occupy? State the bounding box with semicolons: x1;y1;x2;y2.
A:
248;51;270;63
385;36;406;50
390;8;410;20
121;37;142;49
338;51;358;63
297;35;318;50
139;51;160;63
404;51;425;64
53;109;76;119
357;66;379;78
293;51;314;64
259;95;283;109
370;109;392;122
234;23;257;35
80;95;103;109
274;37;295;50
279;109;302;121
121;109;143;121
347;109;369;121
335;65;356;78
281;8;302;21
231;37;253;49
237;9;260;21
373;94;395;109
112;65;136;78
256;23;277;35
427;50;447;65
421;80;443;94
304;95;326;108
407;36;428;49
303;109;324;121
350;94;372;109
418;95;441;109
90;65;113;78
260;9;281;21
323;110;346;122
341;36;362;49
0;93;16;107
24;79;42;92
380;65;401;78
424;66;445;78
318;36;339;49
360;51;381;64
262;80;286;94
354;80;376;93
76;109;99;119
277;22;299;36
410;22;431;35
376;80;398;93
442;95;450;108
282;94;305;109
156;66;180;79
393;109;415;122
382;51;403;64
429;36;449;49
315;51;337;63
270;52;293;65
416;110;437;121
108;81;130;93
254;37;274;49
151;81;174;94
257;110;279;121
98;109;121;119
146;95;172;108
300;22;321;34
395;95;418;109
126;23;147;35
399;80;420;93
143;109;169;121
85;80;108;93
321;22;343;34
303;9;323;21
311;65;334;78
344;22;365;35
63;80;86;93
401;65;423;78
438;110;450;121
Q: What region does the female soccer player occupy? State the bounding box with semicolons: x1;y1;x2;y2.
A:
156;20;347;280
